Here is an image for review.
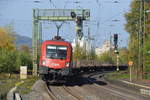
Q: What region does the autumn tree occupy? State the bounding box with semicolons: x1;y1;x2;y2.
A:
0;27;19;77
0;25;33;76
0;27;15;51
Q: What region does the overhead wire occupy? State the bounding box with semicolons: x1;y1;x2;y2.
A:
91;0;130;45
0;0;131;44
100;8;129;25
48;0;57;8
64;0;70;8
96;0;101;8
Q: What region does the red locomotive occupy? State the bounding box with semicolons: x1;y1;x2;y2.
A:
39;36;72;80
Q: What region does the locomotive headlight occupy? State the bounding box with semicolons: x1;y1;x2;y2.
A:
65;62;70;67
42;60;46;66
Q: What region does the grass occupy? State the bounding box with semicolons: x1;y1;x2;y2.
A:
0;73;38;99
106;70;150;80
0;73;21;100
106;70;130;80
17;76;38;94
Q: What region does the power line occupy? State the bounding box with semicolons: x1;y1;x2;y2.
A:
64;0;70;8
48;0;57;8
100;9;128;25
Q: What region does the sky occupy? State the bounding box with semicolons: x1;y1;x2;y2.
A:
0;0;132;47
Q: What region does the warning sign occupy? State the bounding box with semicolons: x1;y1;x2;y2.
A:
128;61;133;66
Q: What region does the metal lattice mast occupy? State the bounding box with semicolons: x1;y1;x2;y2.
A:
32;9;39;76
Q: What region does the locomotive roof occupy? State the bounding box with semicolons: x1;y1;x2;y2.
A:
43;40;71;45
43;36;71;45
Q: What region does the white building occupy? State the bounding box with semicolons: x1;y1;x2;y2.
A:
95;40;112;56
71;37;92;53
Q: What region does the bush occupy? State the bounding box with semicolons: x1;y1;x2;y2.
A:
0;49;20;73
19;51;33;70
97;51;115;64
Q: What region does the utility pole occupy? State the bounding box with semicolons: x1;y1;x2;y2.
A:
87;27;94;60
139;0;144;79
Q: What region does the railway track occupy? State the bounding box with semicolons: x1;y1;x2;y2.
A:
86;73;150;100
45;84;57;100
30;71;150;100
62;86;83;100
46;84;83;100
44;71;105;100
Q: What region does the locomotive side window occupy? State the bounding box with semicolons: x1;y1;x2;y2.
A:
46;45;67;59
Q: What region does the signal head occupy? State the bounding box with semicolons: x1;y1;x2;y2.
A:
71;12;76;18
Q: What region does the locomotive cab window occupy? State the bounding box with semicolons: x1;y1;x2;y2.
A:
46;45;67;59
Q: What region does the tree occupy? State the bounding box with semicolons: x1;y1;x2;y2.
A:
20;45;31;54
73;44;87;61
125;0;150;79
0;49;20;73
0;27;15;51
97;51;115;64
0;26;33;77
88;49;97;60
0;26;20;78
19;45;33;70
119;48;129;64
143;35;150;79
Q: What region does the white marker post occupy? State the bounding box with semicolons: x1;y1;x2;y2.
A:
20;66;27;79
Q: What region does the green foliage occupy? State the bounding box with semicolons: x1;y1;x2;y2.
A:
96;48;128;65
73;44;87;60
106;71;129;80
125;0;140;65
119;48;129;64
125;0;150;79
17;76;38;94
0;26;33;73
73;44;97;61
0;74;20;100
0;27;18;73
0;47;33;73
88;49;97;60
19;45;33;70
97;51;115;64
0;49;20;73
143;35;150;74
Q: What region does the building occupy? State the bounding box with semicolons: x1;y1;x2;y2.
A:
95;40;112;56
71;37;92;53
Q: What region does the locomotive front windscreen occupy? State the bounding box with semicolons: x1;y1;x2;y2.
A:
46;45;67;59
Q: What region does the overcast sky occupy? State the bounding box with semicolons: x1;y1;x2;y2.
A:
0;0;131;47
